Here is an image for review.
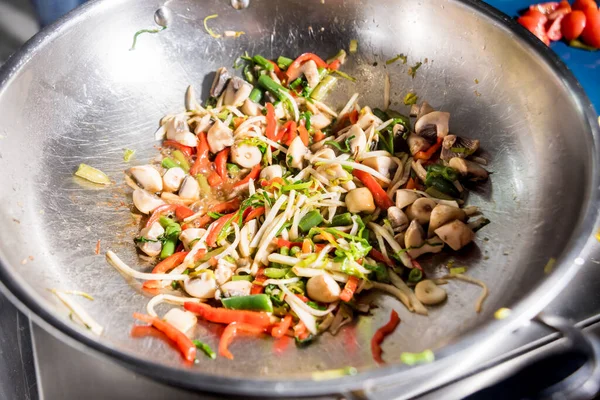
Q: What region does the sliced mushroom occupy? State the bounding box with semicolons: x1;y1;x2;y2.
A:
162;167;186;192
319;163;348;182
345;187;376;214
287;136;308;169
396;189;420;209
185;85;199;111
137;222;164;257
440;135;480;161
404;219;425;249
342;180;357;191
133;189;165;214
178;176;200;200
300;60;321;88
405;198;437;224
387;206;409;232
184;272;217;299
231;143;262;169
207;119;234;154
410;101;435;120
224;77;253;107
215;258;236;285
428;204;467;237
448;157;489;181
163;308;197;334
194;114;213;135
434;220;474;251
260;165;284;181
130;165;163;193
407;133;431;155
314;148;336;160
407;236;444;258
311;113;332;130
220;280;252;298
166;115;198;147
348;124;367;155
179;228;206;251
362;156;396;185
210;67;231;97
306;274;341;303
356;106;383;130
415;111;451;139
394;232;405;247
415;280;447;305
241;98;263;117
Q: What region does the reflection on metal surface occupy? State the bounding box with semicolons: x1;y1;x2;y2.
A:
154;6;172;28
0;0;598;397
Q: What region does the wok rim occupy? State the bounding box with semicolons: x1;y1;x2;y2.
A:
0;0;598;397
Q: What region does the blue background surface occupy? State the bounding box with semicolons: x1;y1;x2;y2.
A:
486;0;600;111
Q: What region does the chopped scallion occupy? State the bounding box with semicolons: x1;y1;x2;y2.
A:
74;164;111;185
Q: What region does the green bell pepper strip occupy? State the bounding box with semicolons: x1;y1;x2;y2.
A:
299;210;324;233
161;157;179;169
232;275;253;282
331;213;353;226
264;268;290;279
425;176;459;198
172;150;190;173
258;74;288;100
221;294;273;312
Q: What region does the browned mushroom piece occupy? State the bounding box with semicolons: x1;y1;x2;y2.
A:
415;111;451;141
440;135;480;161
428;204;467;237
434;220;475;251
210;67;232;97
407;133;431;155
448;157;489;181
409;101;435;120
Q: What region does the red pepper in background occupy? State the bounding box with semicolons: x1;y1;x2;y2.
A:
162;140;195;157
184;302;272;327
133;313;196;363
207;171;223;186
276;120;296;143
293;321;309;341
349;110;359;124
562;10;587;40
233;165;261;188
328;59;341;71
414;137;443;160
369;249;396;269
313;130;325;143
547;13;566;40
581;7;600;48
353;169;394;210
142;251;191;289
286;53;330;82
244;206;265;223
529;1;560;13
210;198;241;214
518;9;551;45
548;1;572;19
251;268;267;294
298;123;310;146
371;310;401;364
145;204;178;228
219;322;268;360
175;206;195;221
339;276;360;302
271;315;293;338
215;148;230;181
572;0;598;13
405;177;417;190
265;103;277;141
190;132;210;176
206;213;236;247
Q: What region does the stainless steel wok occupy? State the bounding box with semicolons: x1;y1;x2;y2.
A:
0;0;599;398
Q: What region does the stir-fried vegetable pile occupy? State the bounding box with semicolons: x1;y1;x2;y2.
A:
107;51;491;363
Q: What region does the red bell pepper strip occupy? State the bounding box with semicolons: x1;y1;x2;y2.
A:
175;206;195;221
340;276;359;302
145;204;178;228
133;313;196;363
353;169;394;210
286;53;330;82
313;130;325;143
209;198;241;214
405;177;417;190
271;314;293;338
207;171;223;186
413;137;443;160
130;326;177;351
184;302;272;327
293;321;309;340
206;213;236;247
244;206;265;223
277;120;297;143
215;148;230;181
548;1;571;19
349;110;359;124
190;132;210;176
518;11;551;45
581;7;600;49
251;267;267;294
233;165;261;188
561;10;587;41
219;322;268;360
371;310;400;364
266;60;287;82
196;214;214;228
284;125;298;146
265;103;277;141
529;2;559;14
142;251;191;289
328;59;341;71
547;13;566;41
162;140;195;157
369;249;395;269
298;123;310;146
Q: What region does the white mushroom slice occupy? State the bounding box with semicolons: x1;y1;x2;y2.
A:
407;236;444;258
184;272;217;299
207;119;234;154
162;167;186;192
172;131;198;147
178;176;200;200
345;187;375;214
130;165;163;193
306;274;341;303
224;78;253;107
428;204;467;237
300;60;320;88
342;180;357;191
133;189;165;214
449;157;489;181
395;189;420;209
415;111;451;139
231;143;262;168
348;125;367;155
320;163;348;181
241;98;263;117
215;259;236;285
311;113;332;130
387;206;409;231
407;133;431;155
405;219;425;249
405;198;437;224
163;308;197;334
179;228;207;251
220;280;252;297
434;220;475;251
356;106;383;130
415;280;447;305
260;165;284;181
362;156;396;185
137;222;165;257
410;101;435;120
194;114;213;135
314;148;336;160
287;136;308;169
166;115;189;141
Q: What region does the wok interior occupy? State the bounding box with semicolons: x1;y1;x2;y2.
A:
0;0;592;380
